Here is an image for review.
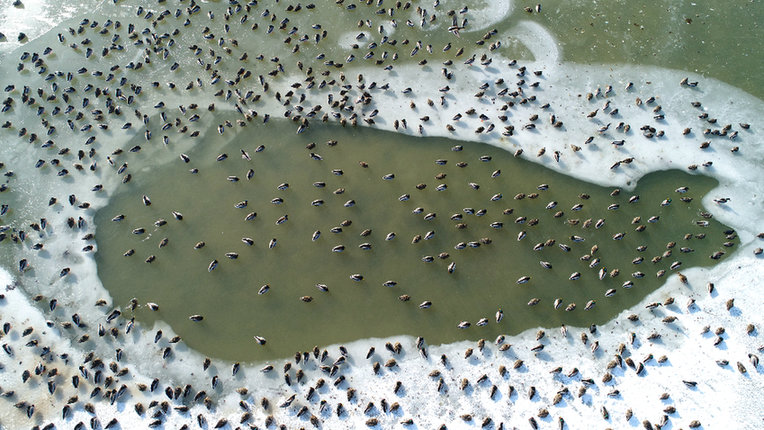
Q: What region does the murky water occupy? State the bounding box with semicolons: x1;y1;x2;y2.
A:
529;0;764;100
0;0;754;363
95;117;736;360
0;2;760;430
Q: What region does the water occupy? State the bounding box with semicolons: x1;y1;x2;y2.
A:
94;116;736;360
0;0;751;363
0;0;760;428
529;0;764;100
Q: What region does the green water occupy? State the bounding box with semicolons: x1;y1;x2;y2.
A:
95;117;735;360
529;0;764;100
0;0;755;362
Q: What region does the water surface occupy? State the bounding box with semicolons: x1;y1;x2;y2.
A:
95;118;736;360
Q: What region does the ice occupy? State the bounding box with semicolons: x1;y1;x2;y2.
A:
0;1;761;428
0;0;101;58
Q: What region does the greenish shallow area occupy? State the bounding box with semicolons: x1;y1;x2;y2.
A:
519;0;763;100
0;0;755;363
95;118;736;361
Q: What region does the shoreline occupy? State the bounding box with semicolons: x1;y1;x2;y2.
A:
0;1;762;427
1;239;762;428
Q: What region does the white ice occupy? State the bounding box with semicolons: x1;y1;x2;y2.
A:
0;2;761;429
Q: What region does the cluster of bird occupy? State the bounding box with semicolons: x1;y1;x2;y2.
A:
0;0;740;348
0;0;756;428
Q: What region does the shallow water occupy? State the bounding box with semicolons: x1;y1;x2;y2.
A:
528;0;764;100
0;0;760;429
0;3;752;358
94;117;736;360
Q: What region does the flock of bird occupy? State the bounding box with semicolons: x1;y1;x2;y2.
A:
0;0;758;428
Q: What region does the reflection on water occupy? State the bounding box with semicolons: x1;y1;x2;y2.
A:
95;118;736;360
